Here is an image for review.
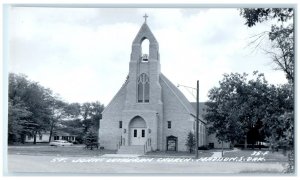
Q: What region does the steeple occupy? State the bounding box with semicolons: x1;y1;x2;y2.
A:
131;15;159;62
126;15;162;107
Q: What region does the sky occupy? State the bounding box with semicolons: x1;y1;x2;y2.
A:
8;7;288;105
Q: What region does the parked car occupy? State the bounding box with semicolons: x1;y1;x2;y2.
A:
49;140;73;146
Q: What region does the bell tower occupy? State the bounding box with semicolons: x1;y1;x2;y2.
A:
125;14;162;107
122;14;164;150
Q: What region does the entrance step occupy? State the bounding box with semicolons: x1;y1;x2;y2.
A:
117;145;144;155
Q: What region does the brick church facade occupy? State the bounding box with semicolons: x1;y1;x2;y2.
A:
99;18;227;153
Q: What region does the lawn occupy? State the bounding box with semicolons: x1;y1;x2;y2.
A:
8;145;116;157
223;149;289;162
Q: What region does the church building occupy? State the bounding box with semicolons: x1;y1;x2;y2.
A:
99;16;208;154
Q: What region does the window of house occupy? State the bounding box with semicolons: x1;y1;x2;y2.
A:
28;136;31;140
168;121;172;129
137;73;150;103
39;135;42;140
54;136;59;140
119;121;122;128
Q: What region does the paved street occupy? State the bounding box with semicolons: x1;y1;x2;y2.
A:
6;154;287;174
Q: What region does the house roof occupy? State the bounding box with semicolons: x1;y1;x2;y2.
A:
52;131;76;136
42;131;76;136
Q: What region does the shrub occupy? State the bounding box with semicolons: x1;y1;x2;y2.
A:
185;131;196;153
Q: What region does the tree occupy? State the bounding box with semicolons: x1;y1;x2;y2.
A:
240;8;294;173
262;84;294;151
185;131;196;153
204;72;288;149
240;8;294;83
81;101;104;133
60;101;104;143
8;98;32;143
64;103;81;119
48;98;67;143
83;129;98;150
8;73;54;144
8;73;106;145
8;73;68;144
90;101;104;131
22;82;53;144
205;72;250;147
8;73;32;143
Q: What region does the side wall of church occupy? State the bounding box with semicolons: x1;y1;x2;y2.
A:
160;78;194;152
99;85;127;150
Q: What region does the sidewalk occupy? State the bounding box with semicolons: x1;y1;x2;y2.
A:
211;152;223;158
101;154;140;158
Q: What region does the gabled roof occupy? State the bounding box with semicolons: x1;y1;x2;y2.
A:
101;77;129;114
190;102;207;116
132;22;158;44
160;73;196;116
190;102;208;124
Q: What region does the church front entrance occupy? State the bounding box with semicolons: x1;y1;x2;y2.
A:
131;128;146;145
129;116;147;146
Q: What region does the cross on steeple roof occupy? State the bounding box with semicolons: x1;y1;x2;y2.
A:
143;13;148;23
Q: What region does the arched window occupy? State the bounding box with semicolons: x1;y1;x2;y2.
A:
137;73;150;103
141;38;150;62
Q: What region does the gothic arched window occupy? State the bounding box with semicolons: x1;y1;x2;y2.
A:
137;73;150;103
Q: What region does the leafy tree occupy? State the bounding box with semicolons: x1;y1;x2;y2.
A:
263;84;294;150
205;72;249;147
240;9;294;173
23;82;53;144
90;101;104;130
204;71;293;150
64;103;81;119
8;74;32;143
185;131;196;153
59;101;104;143
8;73;54;144
81;101;104;133
48;98;67;143
8;73;105;145
240;8;294;83
8;98;32;143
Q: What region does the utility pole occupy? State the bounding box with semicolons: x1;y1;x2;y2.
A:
177;81;199;159
196;80;199;159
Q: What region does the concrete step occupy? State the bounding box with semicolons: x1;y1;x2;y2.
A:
117;145;144;154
